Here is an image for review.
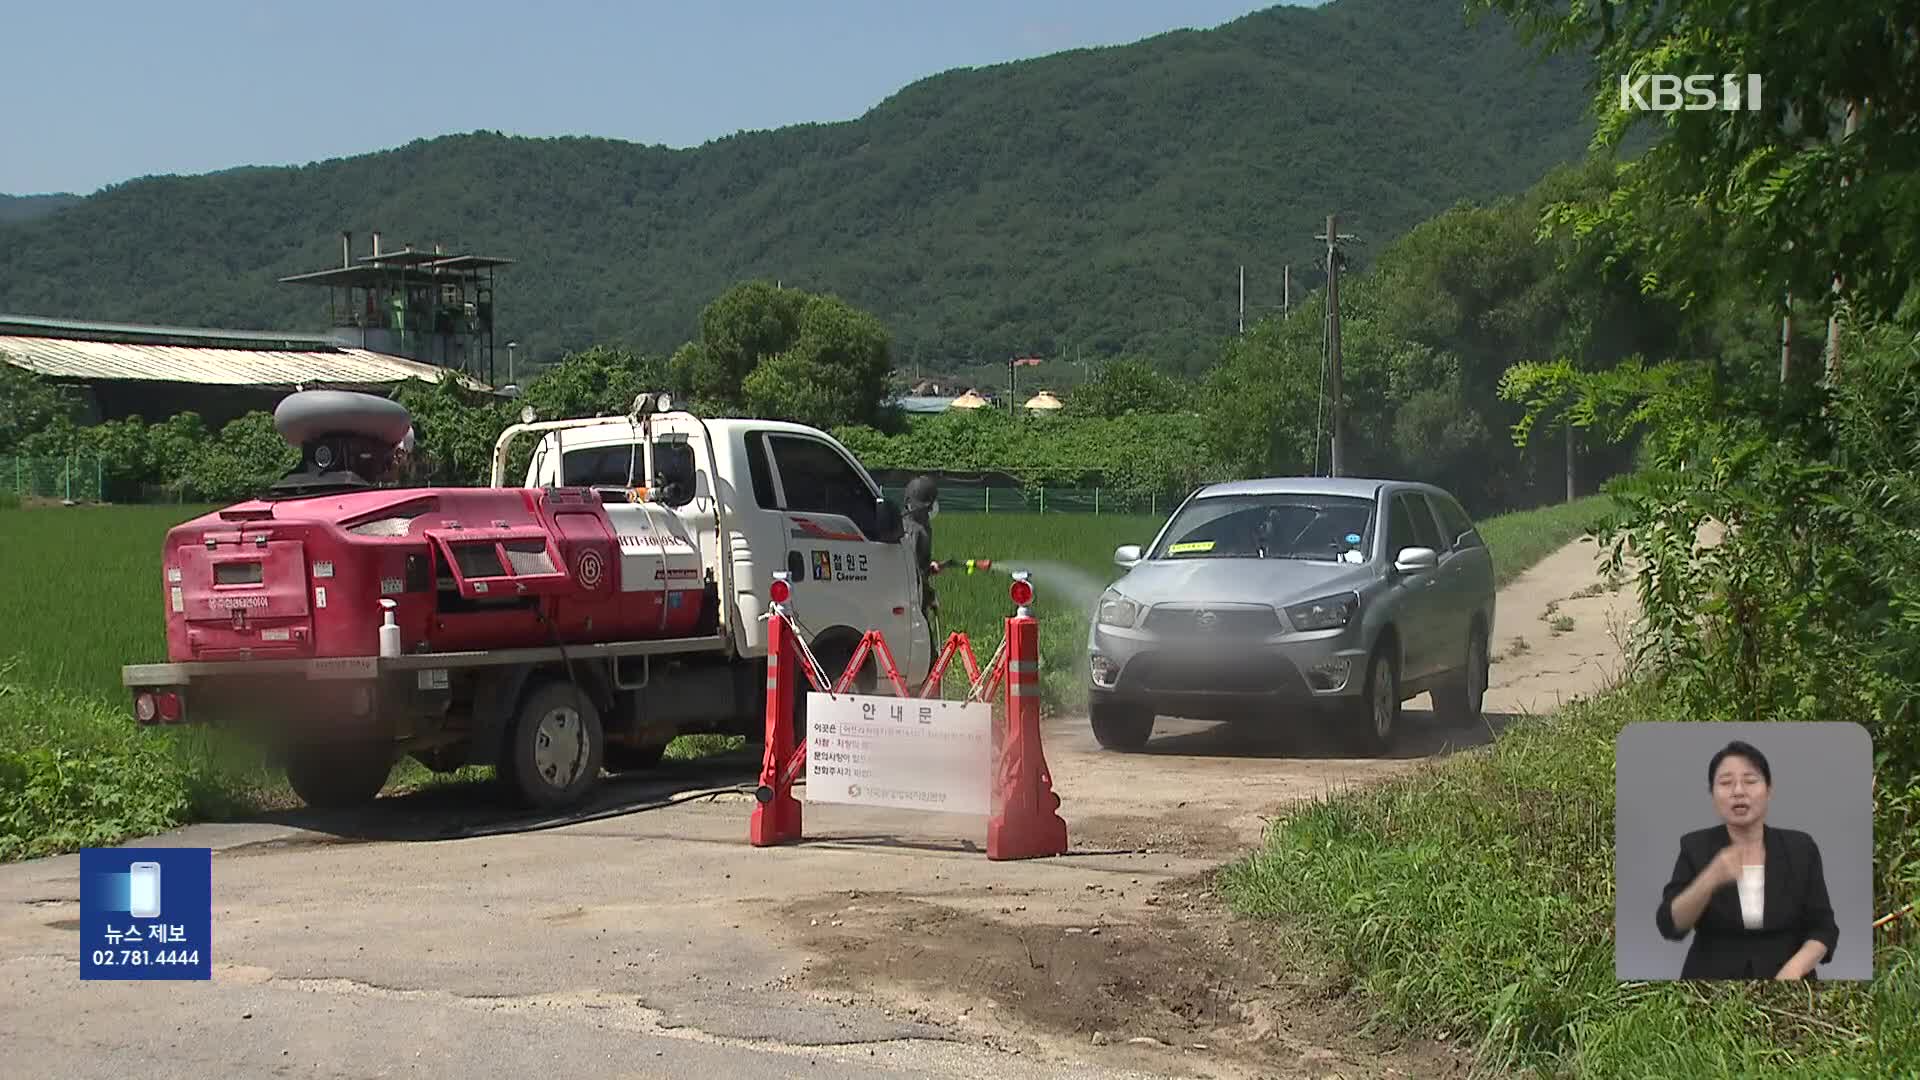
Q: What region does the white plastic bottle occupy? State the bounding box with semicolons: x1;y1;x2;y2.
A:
378;598;402;658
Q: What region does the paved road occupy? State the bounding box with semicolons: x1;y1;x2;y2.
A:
0;536;1630;1079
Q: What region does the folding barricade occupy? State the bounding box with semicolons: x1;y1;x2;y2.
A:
750;570;1068;860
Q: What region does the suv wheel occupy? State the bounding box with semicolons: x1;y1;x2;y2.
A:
1347;647;1400;756
1432;627;1488;728
1090;701;1154;751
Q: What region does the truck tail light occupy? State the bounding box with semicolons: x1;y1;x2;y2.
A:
155;692;183;723
134;692;158;724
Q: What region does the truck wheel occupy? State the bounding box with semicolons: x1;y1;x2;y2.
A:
285;742;393;809
1431;627;1488;728
1090;702;1154;751
502;680;605;809
1345;646;1400;756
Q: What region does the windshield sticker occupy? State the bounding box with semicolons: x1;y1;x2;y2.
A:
1168;541;1215;554
1345;533;1362;545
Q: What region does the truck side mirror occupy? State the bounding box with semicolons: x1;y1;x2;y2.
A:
873;497;903;542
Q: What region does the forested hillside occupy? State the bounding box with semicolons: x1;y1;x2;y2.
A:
0;194;80;225
0;0;1588;373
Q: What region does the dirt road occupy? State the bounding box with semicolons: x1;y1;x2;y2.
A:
0;537;1633;1079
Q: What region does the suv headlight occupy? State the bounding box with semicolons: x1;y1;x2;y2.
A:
1285;591;1359;631
1096;591;1141;628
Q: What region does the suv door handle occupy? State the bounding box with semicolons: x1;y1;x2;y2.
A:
787;551;805;579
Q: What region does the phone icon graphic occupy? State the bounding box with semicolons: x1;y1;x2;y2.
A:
128;862;162;919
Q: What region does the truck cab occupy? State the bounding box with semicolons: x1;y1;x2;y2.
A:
512;407;933;690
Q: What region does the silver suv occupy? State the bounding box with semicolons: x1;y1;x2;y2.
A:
1086;478;1495;754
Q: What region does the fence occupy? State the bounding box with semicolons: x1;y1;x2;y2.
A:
878;484;1181;516
3;454;107;503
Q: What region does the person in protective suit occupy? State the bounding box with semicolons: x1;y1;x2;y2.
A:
902;475;940;623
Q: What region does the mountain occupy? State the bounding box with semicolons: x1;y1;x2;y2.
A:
0;193;82;225
0;0;1592;375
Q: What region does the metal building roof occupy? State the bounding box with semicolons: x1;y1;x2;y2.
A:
0;312;338;349
0;333;490;391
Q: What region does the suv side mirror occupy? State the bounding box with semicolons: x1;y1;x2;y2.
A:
873;497;903;542
1394;546;1439;574
1114;544;1143;569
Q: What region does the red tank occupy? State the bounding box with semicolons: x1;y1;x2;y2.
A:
160;485;711;663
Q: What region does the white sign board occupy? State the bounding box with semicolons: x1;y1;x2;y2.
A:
805;693;993;816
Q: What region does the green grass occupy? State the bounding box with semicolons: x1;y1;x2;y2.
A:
0;504;206;700
1482;494;1614;589
1219;679;1919;1078
0;669;277;862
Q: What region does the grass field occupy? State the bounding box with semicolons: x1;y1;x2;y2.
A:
1220;679;1918;1077
0;494;1610;860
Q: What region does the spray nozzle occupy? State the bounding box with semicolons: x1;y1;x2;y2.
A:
936;558;997;574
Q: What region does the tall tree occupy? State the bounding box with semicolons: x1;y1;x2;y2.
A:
1472;0;1920;322
673;282;893;430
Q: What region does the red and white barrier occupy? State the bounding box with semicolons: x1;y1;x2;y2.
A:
750;571;1068;860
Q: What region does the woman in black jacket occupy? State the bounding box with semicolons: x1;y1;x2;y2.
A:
1655;740;1840;979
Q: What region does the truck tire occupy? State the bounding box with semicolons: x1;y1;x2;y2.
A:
1431;626;1488;729
1090;702;1154;751
285;742;393;809
501;680;605;809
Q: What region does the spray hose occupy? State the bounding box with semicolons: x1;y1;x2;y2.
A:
932;558;1000;575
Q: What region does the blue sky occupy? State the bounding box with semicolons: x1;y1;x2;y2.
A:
4;1;1303;196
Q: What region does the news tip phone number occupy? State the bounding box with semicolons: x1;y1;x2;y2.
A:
89;949;201;966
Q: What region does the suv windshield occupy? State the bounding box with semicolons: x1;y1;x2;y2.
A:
1152;493;1375;562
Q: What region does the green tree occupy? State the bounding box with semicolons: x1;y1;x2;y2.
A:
0;362;78;454
1066;359;1190;418
184;412;299;501
674;282;893;429
514;345;669;421
1472;0;1920;321
1483;0;1920;908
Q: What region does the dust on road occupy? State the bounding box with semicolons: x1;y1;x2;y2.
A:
0;536;1631;1079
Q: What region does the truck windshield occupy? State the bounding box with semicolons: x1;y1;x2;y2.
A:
1152;493;1375;562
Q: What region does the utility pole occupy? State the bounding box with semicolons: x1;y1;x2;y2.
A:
1781;290;1792;384
1825;100;1860;380
1283;264;1291;316
1565;423;1576;503
1315;215;1359;476
1238;264;1246;335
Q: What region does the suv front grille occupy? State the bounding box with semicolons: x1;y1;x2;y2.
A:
1142;605;1282;637
1127;653;1296;694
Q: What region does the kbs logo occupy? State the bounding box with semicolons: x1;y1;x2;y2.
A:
576;550;604;589
1618;73;1762;112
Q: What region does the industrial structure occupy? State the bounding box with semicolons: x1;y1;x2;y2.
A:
0;230;507;429
0;314;486;430
280;231;512;387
